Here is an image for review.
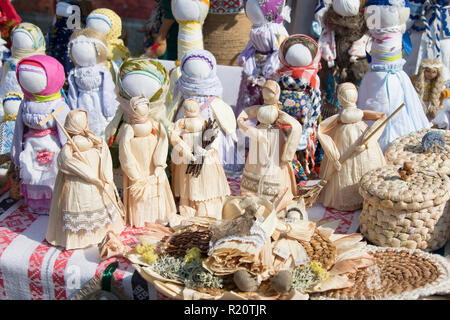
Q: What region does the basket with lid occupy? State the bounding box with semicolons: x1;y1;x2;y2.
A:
358;165;450;252
384;129;449;176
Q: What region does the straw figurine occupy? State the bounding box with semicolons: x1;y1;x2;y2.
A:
46;110;124;250
237;80;302;202
117;96;177;227
170;98;230;219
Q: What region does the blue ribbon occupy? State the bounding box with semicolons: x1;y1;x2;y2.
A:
403;31;412;56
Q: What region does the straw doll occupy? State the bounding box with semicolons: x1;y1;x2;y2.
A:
86;8;130;80
46;110;124;250
318;82;386;211
237;81;302;202
277;34;322;181
67;28;119;138
0;23;45;120
169;49;238;173
117;96;177;227
234;0;291;117
170;98;231;219
11;55;70;214
412;58;450;122
357;0;430;151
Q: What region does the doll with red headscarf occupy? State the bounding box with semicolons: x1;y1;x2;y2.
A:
277;34;322;182
11;55;70;214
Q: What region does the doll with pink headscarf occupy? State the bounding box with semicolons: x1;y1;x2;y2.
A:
235;0;291;117
11;55;70;214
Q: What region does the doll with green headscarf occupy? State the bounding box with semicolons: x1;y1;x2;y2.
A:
105;57;171;168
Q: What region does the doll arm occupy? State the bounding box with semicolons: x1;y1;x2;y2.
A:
277;111;302;163
362;110;386;121
10;102;24;166
237;106;259;133
169;120;196;162
57;144;103;187
55;104;70;146
67;71;79;111
100;69;119;119
317;115;341;166
117;124;142;182
105;108;124;143
99;139;115;185
153;121;169;168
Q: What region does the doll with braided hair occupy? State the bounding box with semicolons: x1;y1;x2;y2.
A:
412;58;450;122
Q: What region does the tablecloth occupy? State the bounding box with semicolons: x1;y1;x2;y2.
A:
0;175;380;300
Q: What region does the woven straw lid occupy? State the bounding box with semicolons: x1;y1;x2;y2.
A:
385;129;450;176
359;166;450;211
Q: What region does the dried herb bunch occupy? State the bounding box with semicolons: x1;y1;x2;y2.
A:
185;119;219;177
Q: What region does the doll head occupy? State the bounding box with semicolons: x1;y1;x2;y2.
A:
69;28;108;67
364;0;410;32
86;8;122;42
338;82;363;123
56;1;80;18
10;23;46;57
171;0;210;23
64;109;102;150
244;0;290;26
183;98;200;118
122;96;151;126
332;0;361;17
262;80;281;105
118;58;169;103
176;49;223;98
257;104;279;125
2;91;23;119
414;58;445;110
16;55;65;101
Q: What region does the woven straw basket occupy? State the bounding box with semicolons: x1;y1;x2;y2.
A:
385;129;449;176
359;166;450;252
203;12;252;66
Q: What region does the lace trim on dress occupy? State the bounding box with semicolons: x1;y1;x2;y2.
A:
62;203;119;233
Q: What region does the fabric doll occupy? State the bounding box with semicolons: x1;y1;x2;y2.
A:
237;80;302;202
234;0;290;118
105;58;170;146
10;55;70;214
117;96;177;227
433;94;450;128
277;34;322;182
67;28;119;138
0;91;22;157
46;109;124;250
405;0;450;81
170;98;231;219
168;49;239;174
357;0;430;151
318;0;370;118
412;58;450;121
0;0;21;48
0;23;46;120
47;0;93;78
165;0;210;106
86;8;130;81
318;82;386;211
171;0;210;62
143;0;179;60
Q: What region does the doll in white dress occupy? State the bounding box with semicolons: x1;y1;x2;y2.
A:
118;96;177;227
67;28;119;138
46;110;124;250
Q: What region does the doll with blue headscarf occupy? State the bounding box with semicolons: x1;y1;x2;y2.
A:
357;0;430;151
169;49;239;175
